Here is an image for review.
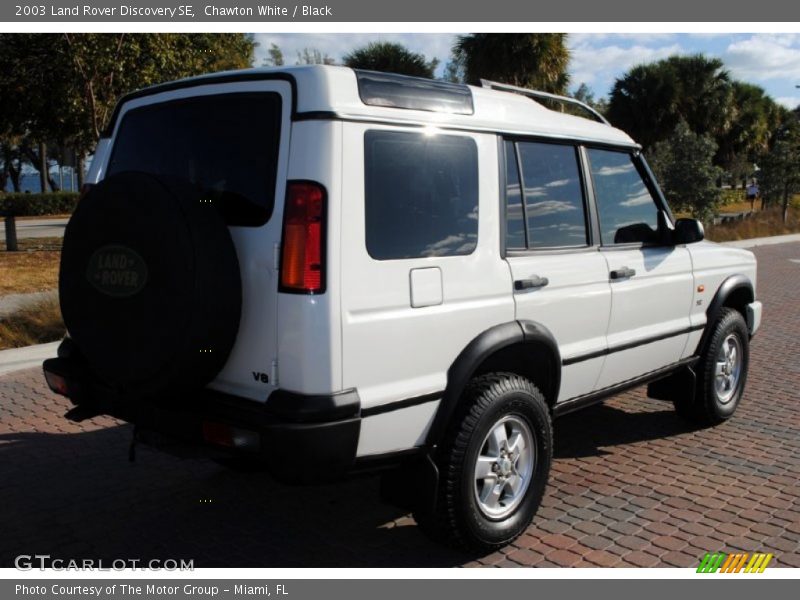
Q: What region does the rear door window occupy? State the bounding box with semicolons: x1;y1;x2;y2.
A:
107;93;282;226
504;140;589;250
364;130;479;260
517;142;588;249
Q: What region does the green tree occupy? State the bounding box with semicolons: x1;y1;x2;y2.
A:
441;59;464;83
263;43;284;66
648;121;723;223
572;83;608;115
343;41;438;78
759;116;800;223
0;33;255;188
61;33;255;143
716;82;784;184
0;143;23;192
296;47;335;65
607;55;732;150
452;34;570;94
0;34;71;191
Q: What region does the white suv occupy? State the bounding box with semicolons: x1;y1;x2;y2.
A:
44;66;762;551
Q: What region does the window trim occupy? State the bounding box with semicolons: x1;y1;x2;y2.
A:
502;136;594;254
363;128;480;262
584;145;675;249
498;136;510;258
578;145;602;246
505;246;601;257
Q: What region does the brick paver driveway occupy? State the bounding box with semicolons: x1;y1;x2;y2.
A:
2;242;799;568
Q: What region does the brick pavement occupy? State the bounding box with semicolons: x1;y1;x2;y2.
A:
1;242;799;568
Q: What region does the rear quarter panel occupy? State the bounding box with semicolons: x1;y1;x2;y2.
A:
339;124;515;456
276;120;344;395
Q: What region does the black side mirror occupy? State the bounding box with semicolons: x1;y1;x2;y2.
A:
673;218;705;244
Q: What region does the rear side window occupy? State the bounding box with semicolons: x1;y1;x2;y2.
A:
364;130;479;260
107;93;282;227
587;148;661;245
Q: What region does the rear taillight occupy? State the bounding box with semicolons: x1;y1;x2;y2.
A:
279;181;326;294
44;370;69;396
202;422;234;447
202;421;260;452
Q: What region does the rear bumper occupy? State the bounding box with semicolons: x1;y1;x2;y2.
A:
747;300;763;337
42;353;360;484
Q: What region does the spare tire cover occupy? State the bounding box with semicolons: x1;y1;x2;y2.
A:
59;171;241;398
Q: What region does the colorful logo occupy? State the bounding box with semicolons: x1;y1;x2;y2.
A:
697;552;773;573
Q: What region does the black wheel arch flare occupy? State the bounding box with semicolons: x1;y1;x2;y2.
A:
696;274;754;355
425;320;561;447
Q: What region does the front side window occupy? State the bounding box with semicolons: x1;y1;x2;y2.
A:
364;130;479;260
504;140;588;249
587;149;661;245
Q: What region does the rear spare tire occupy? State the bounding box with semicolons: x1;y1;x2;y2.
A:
59;171;241;398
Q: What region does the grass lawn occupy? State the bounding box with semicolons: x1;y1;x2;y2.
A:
0;295;64;350
718;199;760;214
15;214;72;221
706;206;800;241
0;237;64;349
0;236;62;296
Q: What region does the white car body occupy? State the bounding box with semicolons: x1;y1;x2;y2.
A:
84;65;762;462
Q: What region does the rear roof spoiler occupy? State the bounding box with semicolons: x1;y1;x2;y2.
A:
355;69;474;115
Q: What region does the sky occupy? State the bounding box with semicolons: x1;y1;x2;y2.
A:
251;33;800;109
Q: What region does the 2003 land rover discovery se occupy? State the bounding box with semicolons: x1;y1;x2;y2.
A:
44;65;762;551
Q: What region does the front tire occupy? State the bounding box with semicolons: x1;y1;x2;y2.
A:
675;308;749;425
415;373;552;551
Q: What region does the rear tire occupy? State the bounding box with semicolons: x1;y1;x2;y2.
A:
415;373;552;551
674;308;749;425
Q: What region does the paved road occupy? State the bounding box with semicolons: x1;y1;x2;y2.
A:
0;217;68;239
1;243;799;568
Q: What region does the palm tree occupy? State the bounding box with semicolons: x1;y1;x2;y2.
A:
452;34;570;94
669;55;733;141
759;113;800;223
716;81;783;180
606;61;681;149
607;55;733;151
343;42;438;78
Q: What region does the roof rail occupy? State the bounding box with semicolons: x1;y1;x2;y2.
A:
480;79;610;126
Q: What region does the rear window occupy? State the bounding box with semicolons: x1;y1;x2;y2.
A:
107;93;282;227
364;130;479;260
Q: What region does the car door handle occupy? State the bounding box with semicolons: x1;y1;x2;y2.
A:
514;276;549;291
610;267;636;280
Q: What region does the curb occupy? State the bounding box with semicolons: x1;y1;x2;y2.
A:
0;341;59;377
720;233;800;248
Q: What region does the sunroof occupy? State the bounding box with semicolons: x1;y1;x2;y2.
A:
354;70;474;115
